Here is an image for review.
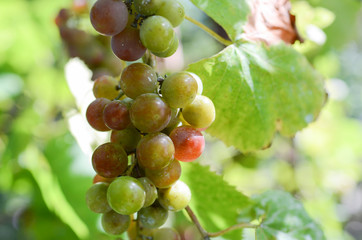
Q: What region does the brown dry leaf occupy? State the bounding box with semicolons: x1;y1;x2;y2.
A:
242;0;303;45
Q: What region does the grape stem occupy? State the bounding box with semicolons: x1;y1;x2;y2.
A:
185;206;259;239
114;90;124;100
185;16;233;46
125;154;137;176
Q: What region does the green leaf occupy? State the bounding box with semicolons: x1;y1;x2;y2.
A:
181;163;250;240
190;0;249;41
186;43;325;152
251;190;326;240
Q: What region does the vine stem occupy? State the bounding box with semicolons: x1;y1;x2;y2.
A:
185;206;259;239
185;15;233;46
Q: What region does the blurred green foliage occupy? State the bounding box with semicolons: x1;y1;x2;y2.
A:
0;0;362;240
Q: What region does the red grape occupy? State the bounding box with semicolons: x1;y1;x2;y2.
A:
86;98;111;131
103;100;130;130
92;142;128;178
145;159;181;188
111;27;146;61
169;126;205;162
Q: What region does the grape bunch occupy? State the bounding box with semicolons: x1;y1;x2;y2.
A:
85;63;215;238
85;0;216;238
90;0;185;61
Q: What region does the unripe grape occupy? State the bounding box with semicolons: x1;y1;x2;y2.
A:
145;159;181;189
138;204;168;229
138;177;158;207
107;176;146;215
158;180;191;212
110;127;141;154
92;142;128;178
137;133;175;170
134;0;163;16
140;16;174;53
90;0;128;36
161;72;198;108
130;93;171;133
85;182;112;213
182;95;215;128
93;75;120;100
86;98;111;131
153;228;181;240
152;34;179;58
169;126;205;162
120;63;158;99
156;0;185;27
102;210;130;235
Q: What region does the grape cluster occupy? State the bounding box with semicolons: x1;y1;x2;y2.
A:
90;0;185;61
85;63;215;238
85;0;216;238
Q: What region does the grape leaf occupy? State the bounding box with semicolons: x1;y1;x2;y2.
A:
190;0;249;41
186;43;325;152
250;190;326;240
181;163;251;240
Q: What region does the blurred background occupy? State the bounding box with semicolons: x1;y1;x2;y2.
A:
0;0;362;239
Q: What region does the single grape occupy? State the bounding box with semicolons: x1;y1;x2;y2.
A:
92;142;128;178
140;16;174;53
120;63;157;99
156;0;185;27
103;100;130;130
90;0;128;36
145;159;181;189
110;127;141;154
107;176;146;215
134;0;163;16
152;33;179;58
93;75;120;100
161;72;198;108
111;27;146;61
153;228;181;240
93;174;115;184
130;93;171;133
138;177;158;207
85;182;112;213
158;180;191;212
86;98;111;131
102;210;130;235
137;133;174;170
138;204;168;229
182;95;215;128
169;126;205;162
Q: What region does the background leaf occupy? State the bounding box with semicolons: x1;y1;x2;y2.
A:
187;43;325;152
181;163;250;240
190;0;249;41
251;190;326;240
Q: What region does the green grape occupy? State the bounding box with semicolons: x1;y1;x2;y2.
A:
145;159;181;188
138;204;168;229
134;0;163;16
153;228;181;240
186;72;203;94
107;176;146;215
110;127;141;154
101;210;130;235
182;95;215;128
158;180;191;212
93;75;120;100
152;33;179;58
120;63;158;99
130;93;171;133
161;72;198;108
137;132;174;170
162;108;181;135
138;177;158;207
140;16;174;53
85;182;112;213
156;0;185;27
